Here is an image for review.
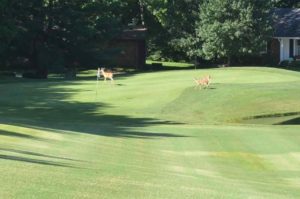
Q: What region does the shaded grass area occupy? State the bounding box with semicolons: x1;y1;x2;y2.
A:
242;112;300;125
0;78;185;139
0;154;74;168
0;129;42;140
0;67;300;198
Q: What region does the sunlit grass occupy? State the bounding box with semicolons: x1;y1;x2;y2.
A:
0;67;300;198
146;60;194;68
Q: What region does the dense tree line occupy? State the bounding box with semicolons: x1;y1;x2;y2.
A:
273;0;300;8
0;0;299;77
145;0;299;64
145;0;274;64
144;0;203;61
0;0;137;77
198;0;273;65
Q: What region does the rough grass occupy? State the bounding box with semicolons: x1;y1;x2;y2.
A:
0;67;300;198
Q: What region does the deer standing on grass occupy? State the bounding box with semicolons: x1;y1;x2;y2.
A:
194;75;211;89
99;68;114;83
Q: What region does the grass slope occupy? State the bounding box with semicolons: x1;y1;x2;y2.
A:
0;67;300;198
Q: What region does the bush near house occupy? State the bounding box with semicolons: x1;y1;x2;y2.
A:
290;61;300;67
280;59;300;68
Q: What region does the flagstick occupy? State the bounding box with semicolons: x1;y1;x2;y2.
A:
95;77;99;99
95;68;101;100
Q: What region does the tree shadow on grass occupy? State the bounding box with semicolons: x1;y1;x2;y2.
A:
74;64;196;82
242;112;300;125
0;148;83;162
276;117;300;125
3;115;187;139
0;129;48;141
0;79;187;139
0;154;75;168
244;112;300;119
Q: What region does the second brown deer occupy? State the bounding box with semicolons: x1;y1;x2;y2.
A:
194;75;211;89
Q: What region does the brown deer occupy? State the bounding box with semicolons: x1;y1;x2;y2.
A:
194;75;211;89
99;68;114;83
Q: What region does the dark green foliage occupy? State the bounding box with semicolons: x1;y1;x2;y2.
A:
0;0;18;67
273;0;300;8
0;0;124;77
198;0;273;65
1;0;296;69
144;0;203;61
280;60;300;68
290;61;300;67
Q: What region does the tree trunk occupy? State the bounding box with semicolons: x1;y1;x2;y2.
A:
31;37;39;71
227;56;231;66
30;37;48;79
138;0;145;26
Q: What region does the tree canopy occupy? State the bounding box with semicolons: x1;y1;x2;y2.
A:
272;0;300;8
0;0;127;76
144;0;203;61
198;0;273;65
1;0;298;74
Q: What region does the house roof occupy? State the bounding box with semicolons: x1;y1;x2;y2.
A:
273;8;300;37
118;27;147;40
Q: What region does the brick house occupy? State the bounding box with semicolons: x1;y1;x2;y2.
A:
108;27;147;69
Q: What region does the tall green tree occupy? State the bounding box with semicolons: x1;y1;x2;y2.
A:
198;0;273;65
0;0;19;67
144;0;203;61
272;0;300;8
0;0;124;77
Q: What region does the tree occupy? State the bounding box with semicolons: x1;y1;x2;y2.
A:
144;0;203;61
0;0;21;68
272;0;300;8
198;0;273;65
0;0;124;77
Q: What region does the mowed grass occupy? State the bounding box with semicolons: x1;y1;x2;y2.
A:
146;60;194;68
1;67;300;198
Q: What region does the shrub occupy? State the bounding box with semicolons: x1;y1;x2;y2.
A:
279;60;290;67
0;71;15;77
290;60;300;68
279;59;300;68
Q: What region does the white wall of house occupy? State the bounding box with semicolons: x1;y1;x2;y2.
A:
280;38;290;61
277;37;300;62
296;40;300;56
